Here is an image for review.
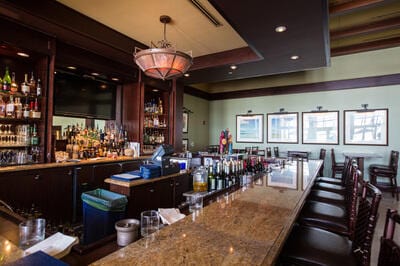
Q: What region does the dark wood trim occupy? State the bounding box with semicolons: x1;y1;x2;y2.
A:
329;0;384;15
330;17;400;41
184;86;211;100
190;47;260;71
210;73;400;100
331;36;400;56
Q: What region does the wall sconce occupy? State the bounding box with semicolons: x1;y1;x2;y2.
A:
361;104;368;110
279;108;285;113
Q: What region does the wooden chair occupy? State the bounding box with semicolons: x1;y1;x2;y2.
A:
331;148;345;178
266;147;272;157
273;147;279;158
369;150;399;201
287;151;308;160
245;147;251;155
279;182;382;266
378;209;400;266
251;146;259;155
319;148;326;177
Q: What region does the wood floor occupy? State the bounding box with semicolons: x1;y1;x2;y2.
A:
371;191;400;265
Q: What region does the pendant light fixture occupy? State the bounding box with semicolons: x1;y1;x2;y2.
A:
134;15;193;80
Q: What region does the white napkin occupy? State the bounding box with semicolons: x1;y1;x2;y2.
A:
25;232;79;259
158;208;186;225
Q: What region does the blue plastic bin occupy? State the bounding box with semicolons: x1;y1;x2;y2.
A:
81;189;127;245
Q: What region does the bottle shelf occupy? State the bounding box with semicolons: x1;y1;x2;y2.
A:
144;126;168;130
0;117;41;122
144;113;168;116
0;91;43;99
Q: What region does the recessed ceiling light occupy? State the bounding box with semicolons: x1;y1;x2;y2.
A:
152;89;159;92
111;77;119;81
67;66;77;70
290;55;299;60
228;71;233;75
17;52;30;58
275;25;287;33
230;65;237;70
91;72;99;76
184;73;190;77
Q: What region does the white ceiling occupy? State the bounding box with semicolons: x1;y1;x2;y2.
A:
56;0;247;57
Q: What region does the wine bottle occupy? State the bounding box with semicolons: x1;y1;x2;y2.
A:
10;72;18;93
3;67;11;91
216;162;223;190
208;164;216;191
21;74;30;95
0;97;5;118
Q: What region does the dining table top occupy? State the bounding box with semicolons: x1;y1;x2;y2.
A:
92;159;322;266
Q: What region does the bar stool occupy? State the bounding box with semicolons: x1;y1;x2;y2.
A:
319;148;326;177
378;209;400;266
369;150;399;201
331;148;344;178
279;182;382;266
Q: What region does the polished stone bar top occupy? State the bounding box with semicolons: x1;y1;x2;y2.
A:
92;159;322;266
0;156;149;173
0;234;24;264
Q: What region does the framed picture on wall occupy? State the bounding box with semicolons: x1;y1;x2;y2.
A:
182;112;188;133
344;108;388;145
267;112;298;143
182;138;188;151
302;111;339;144
236;114;264;143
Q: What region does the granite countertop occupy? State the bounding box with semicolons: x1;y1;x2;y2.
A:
0;156;149;173
92;160;322;266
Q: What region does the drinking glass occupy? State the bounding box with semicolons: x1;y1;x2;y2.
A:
19;218;46;249
140;210;159;237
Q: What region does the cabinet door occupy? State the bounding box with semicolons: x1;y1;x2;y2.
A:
156;178;174;209
92;163;122;189
174;174;191;207
73;165;94;223
131;183;157;219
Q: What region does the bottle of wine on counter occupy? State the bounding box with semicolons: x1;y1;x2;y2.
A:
208;164;216;191
216;162;223;190
2;67;11;91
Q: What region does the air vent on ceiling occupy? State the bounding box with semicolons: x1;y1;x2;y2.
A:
189;0;223;27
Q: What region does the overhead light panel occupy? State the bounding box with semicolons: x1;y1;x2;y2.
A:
275;26;287;33
189;0;223;27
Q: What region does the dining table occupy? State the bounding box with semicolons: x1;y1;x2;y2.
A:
91;159;322;266
342;152;383;178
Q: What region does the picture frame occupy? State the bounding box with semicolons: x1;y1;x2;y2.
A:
182;138;188;151
302;111;339;144
344;108;388;146
182;112;188;133
267;112;298;143
236;114;264;143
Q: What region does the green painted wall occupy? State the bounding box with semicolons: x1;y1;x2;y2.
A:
182;94;209;151
184;47;400;183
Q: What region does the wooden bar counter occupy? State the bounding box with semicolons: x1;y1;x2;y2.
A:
92;159;322;266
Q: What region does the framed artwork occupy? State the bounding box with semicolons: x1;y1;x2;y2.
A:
182;112;188;133
302;111;339;144
182;138;188;151
267;112;298;143
236;114;264;143
344;108;388;145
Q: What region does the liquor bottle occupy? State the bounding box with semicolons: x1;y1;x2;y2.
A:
31;123;39;146
216;162;223;190
0;97;5;118
6;95;15;118
14;97;23;119
10;72;18;93
208;164;216;191
29;72;36;95
224;162;230;188
21;74;30;95
23;97;30;118
2;67;11;91
158;98;163;114
36;78;42;97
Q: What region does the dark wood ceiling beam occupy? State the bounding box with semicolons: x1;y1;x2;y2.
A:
190;47;261;71
331;36;400;56
329;0;384;15
331;17;400;40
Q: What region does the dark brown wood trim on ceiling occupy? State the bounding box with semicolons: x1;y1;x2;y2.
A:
184;73;400;101
331;37;400;56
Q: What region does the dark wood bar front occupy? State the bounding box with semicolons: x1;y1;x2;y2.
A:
92;159;322;266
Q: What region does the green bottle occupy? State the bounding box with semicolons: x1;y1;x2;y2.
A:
2;67;11;91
